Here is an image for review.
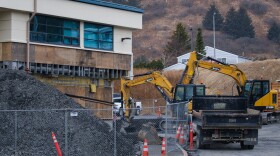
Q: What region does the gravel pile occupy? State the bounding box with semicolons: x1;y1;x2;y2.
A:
0;69;138;156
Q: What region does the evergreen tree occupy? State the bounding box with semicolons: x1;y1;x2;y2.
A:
223;7;255;38
146;60;164;70
202;4;224;31
195;28;205;59
163;23;191;67
134;55;148;68
223;7;238;37
267;22;280;42
237;7;255;38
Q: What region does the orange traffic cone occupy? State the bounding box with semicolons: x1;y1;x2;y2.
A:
175;124;182;140
142;139;149;156
157;107;161;117
189;122;194;150
179;128;185;145
51;132;62;156
161;138;167;156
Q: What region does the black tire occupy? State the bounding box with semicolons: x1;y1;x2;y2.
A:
247;145;254;150
241;142;247;149
196;127;204;149
204;144;210;149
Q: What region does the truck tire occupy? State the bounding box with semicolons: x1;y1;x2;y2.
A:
247;145;254;150
196;127;204;149
240;142;247;149
241;142;254;150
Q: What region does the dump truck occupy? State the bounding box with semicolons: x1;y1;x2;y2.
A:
192;96;262;149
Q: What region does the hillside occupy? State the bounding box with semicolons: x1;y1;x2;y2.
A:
114;58;280;104
133;0;280;61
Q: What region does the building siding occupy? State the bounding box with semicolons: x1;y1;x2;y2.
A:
0;11;134;55
0;12;12;42
1;42;131;70
114;26;132;54
0;0;142;29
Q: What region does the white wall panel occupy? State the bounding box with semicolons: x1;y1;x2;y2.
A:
114;27;132;54
11;12;29;43
0;12;11;42
0;0;142;29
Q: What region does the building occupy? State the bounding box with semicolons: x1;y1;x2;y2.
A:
0;0;143;115
164;46;251;71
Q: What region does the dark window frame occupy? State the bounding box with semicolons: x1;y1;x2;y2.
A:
84;22;113;51
30;14;80;47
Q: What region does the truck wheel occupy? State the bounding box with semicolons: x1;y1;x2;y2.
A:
196;128;204;149
204;144;210;149
240;142;248;149
247;145;254;150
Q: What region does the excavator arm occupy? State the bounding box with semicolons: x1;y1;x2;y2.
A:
180;51;247;95
121;71;174;121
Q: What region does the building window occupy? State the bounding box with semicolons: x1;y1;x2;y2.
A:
30;15;80;46
182;59;188;64
217;58;226;63
84;23;113;51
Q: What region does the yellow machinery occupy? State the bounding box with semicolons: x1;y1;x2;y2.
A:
120;71;206;121
120;71;174;120
121;51;279;123
184;52;278;122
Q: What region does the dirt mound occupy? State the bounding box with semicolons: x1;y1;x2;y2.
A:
0;69;138;156
192;59;280;95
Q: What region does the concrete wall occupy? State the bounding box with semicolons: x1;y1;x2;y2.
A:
0;12;12;42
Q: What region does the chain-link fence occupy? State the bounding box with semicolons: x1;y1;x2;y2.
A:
0;101;192;156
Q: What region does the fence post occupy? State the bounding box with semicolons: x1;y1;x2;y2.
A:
64;109;68;156
113;111;117;156
165;102;168;153
14;111;18;156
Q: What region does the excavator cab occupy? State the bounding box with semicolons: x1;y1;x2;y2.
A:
173;84;205;102
244;80;277;111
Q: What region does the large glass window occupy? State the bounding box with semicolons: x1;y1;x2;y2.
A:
84;23;113;51
30;15;80;46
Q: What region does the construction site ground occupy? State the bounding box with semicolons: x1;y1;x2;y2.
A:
104;119;280;156
197;122;280;156
154;122;280;156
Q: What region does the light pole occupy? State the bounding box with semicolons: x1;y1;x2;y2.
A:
189;26;194;51
213;12;216;59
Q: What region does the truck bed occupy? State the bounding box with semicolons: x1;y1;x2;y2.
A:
201;112;262;129
192;96;262;129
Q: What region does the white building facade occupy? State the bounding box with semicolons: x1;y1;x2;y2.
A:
164;46;251;71
0;0;143;105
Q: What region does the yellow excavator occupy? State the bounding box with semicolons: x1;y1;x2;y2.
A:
120;71;206;121
183;52;278;124
120;51;278;124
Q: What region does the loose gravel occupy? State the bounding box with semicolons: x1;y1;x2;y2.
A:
0;69;138;156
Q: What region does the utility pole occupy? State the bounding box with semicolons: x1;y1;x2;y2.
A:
213;12;216;59
189;26;194;51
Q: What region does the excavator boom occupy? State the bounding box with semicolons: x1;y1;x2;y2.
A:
121;71;173;120
180;52;247;95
